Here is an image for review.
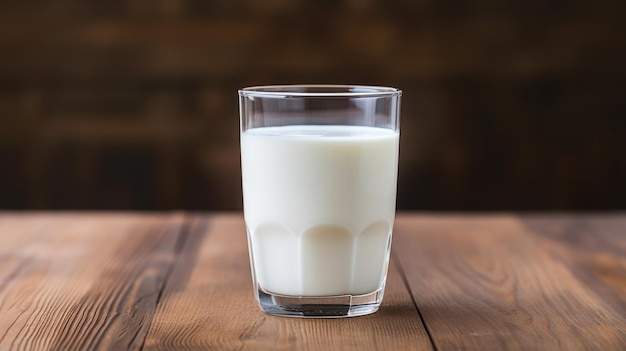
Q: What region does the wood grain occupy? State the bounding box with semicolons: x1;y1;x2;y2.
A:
143;214;433;351
1;213;625;350
522;215;626;323
394;214;626;351
0;213;186;351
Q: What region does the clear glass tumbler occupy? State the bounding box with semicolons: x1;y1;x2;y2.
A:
239;85;401;318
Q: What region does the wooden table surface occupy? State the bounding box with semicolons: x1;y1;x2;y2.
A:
0;213;624;350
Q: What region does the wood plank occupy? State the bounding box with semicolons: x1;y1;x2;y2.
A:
0;213;186;351
521;215;626;321
393;214;626;351
143;214;433;351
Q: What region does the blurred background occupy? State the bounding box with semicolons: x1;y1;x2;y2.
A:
0;0;624;211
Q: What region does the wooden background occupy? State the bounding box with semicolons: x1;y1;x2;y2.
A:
0;0;625;211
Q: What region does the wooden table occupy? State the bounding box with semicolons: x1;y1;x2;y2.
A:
0;213;624;350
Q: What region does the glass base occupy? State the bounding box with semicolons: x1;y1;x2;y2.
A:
255;287;384;318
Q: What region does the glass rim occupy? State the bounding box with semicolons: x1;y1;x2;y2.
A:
238;84;402;98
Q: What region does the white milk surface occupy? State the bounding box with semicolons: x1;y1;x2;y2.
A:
241;125;399;296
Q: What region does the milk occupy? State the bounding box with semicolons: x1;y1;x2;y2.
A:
241;125;399;296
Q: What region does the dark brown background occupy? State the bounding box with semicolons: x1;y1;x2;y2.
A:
1;0;624;211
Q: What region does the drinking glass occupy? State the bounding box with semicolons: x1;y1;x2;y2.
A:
239;85;401;318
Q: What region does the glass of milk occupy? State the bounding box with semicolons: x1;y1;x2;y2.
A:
239;85;401;318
